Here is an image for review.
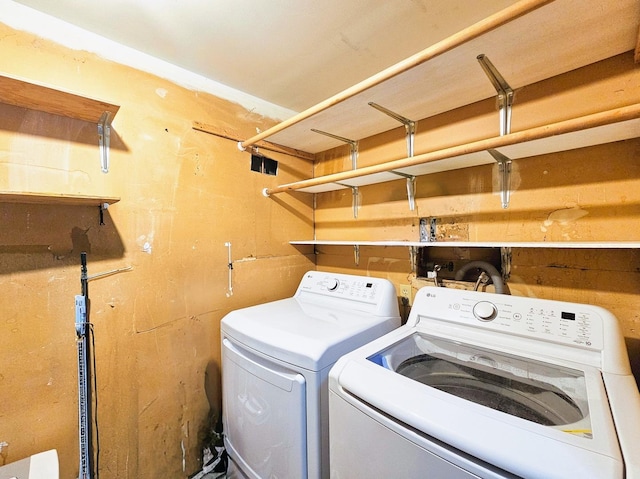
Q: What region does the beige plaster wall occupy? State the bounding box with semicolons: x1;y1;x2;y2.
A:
0;24;314;478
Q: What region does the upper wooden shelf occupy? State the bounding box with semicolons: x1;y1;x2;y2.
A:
241;0;638;154
0;73;120;123
0;191;120;207
291;240;640;249
266;103;640;195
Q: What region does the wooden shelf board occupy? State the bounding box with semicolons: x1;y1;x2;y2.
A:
291;240;640;249
293;111;640;194
0;191;120;207
0;73;120;123
266;0;638;153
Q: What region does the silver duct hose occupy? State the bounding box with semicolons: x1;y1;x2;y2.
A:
454;260;507;294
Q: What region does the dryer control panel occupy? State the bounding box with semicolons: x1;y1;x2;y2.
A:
295;271;400;317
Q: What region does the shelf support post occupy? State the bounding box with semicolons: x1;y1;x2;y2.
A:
311;129;358;169
488;149;512;209
477;54;513;136
98;111;112;173
353;244;360;266
369;102;418;210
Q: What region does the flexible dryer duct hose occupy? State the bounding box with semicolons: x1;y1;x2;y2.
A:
454;260;507;294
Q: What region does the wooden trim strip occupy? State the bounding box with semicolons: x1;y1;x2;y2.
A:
192;121;315;161
239;0;555;150
264;103;640;195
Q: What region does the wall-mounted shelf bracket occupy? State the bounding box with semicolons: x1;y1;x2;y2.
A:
336;183;359;219
368;103;419;211
388;171;417;210
97;111;112;173
368;102;416;157
353;244;360;266
420;217;437;242
98;202;109;225
488;148;512;209
477;54;513;136
311;129;358;169
500;246;512;282
224;241;234;297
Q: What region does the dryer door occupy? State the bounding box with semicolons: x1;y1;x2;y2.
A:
223;338;307;479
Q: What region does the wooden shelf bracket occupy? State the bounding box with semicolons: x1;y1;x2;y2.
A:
98;111;113;173
369;102;418;210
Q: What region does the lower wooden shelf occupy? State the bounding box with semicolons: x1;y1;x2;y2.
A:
0;191;120;207
291;240;640;249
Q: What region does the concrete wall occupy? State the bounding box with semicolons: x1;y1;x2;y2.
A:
0;24;314;478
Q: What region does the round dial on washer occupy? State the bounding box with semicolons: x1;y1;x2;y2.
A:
473;301;497;321
327;278;340;291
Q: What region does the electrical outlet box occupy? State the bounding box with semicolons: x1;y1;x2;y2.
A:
399;284;412;303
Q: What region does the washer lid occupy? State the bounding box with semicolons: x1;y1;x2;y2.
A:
221;297;399;371
331;326;625;479
375;333;590;434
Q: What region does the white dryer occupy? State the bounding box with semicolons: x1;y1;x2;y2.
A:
221;270;401;479
329;286;640;479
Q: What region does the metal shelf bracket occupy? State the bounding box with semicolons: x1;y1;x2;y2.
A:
98;111;112;174
368;102;416;157
477;54;513;136
336;183;359;219
311;129;358;169
353;244;360;266
369;102;418;210
488;149;512;209
478;54;514;208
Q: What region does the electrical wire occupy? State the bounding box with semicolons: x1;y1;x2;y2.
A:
89;323;100;478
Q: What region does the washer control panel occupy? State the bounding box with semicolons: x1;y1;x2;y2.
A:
412;287;605;351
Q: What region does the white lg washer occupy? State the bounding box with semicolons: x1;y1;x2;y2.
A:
221;270;401;479
329;286;640;479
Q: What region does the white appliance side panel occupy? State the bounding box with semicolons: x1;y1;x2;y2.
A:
223;338;307;479
329;391;496;479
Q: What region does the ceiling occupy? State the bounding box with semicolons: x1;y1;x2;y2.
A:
11;0;518;112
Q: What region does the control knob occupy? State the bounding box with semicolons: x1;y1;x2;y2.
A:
326;278;340;291
473;301;497;321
